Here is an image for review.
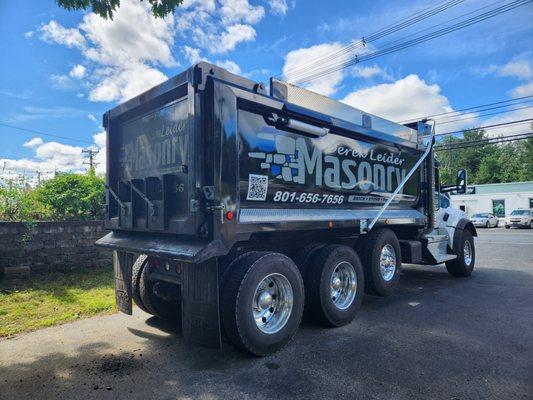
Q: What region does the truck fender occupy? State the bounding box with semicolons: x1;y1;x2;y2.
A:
451;218;477;254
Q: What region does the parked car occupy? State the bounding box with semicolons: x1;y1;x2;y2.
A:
505;209;533;229
470;213;499;228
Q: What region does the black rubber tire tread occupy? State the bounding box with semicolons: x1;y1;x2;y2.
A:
131;254;150;314
446;230;475;277
305;245;364;327
221;251;304;356
139;259;178;320
357;228;402;297
293;243;325;278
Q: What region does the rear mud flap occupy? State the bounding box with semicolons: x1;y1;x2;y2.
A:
113;251;134;315
181;259;222;348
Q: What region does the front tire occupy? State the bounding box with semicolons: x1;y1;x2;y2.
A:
305;245;364;327
446;230;475;277
357;228;402;297
221;252;305;356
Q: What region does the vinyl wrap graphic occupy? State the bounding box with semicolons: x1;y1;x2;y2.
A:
238;109;421;209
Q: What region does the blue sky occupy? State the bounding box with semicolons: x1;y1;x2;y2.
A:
0;0;532;179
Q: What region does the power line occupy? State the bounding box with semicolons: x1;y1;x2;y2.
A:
435;132;533;150
285;0;503;81
0;121;93;145
397;95;533;123
436;104;533;125
436;131;533;148
434;118;533;137
291;0;530;84
282;0;466;77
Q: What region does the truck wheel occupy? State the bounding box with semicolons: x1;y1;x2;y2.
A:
139;259;180;320
132;254;151;314
305;245;364;327
293;243;325;277
357;228;401;297
446;230;475;277
221;252;305;356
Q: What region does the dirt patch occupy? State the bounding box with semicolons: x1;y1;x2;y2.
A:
86;353;143;378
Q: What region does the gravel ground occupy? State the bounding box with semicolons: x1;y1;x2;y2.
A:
1;228;532;400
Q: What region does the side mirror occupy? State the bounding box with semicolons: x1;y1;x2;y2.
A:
456;169;467;194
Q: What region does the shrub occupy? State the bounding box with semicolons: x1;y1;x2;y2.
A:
33;172;105;220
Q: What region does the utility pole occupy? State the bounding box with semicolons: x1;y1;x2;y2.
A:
36;170;42;186
82;149;99;173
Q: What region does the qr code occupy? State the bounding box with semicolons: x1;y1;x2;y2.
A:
246;174;268;201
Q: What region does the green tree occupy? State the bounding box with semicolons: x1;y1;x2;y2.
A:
33;172;105;220
55;0;183;19
436;128;532;185
0;179;52;222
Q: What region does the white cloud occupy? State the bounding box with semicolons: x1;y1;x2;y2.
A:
213;24;256;54
341;74;478;134
182;46;205;65
215;60;242;75
50;74;75;90
38;0;175;103
283;43;346;96
268;0;288;16
39;20;86;49
1;131;107;183
219;0;264;25
89;63;167;102
176;0;264;55
37;0;271;102
342;75;452;122
23;138;44;148
510;82;533;97
351;64;392;81
69;64;86;79
87;113;98;123
489;59;533;80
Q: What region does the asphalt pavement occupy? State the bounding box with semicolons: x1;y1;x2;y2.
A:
1;228;532;400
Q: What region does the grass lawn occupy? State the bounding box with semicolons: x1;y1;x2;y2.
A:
0;267;116;338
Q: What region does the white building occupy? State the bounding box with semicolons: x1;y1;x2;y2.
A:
450;181;533;220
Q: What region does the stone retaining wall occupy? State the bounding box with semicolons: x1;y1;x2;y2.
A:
0;221;112;277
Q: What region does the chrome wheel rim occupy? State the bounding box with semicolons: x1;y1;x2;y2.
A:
380;244;397;282
463;240;472;266
252;273;293;334
330;261;357;310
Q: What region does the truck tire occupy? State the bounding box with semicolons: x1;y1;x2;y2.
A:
293;243;325;277
357;228;402;297
220;252;305;356
132;254;151;314
305;245;364;327
445;230;475;277
139;259;180;320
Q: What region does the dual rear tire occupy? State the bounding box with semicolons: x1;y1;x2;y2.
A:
220;246;365;355
131;255;180;320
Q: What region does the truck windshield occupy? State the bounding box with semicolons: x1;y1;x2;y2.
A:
510;210;529;215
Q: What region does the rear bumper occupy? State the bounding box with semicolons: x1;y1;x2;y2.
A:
505;222;529;227
96;231;227;263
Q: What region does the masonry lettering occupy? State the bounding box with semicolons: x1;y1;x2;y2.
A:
249;136;408;193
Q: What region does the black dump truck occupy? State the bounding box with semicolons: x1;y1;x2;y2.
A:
97;62;477;356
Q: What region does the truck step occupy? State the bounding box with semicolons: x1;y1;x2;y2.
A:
425;234;449;244
432;253;457;264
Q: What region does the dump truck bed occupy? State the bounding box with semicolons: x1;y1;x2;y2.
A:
98;63;428;262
